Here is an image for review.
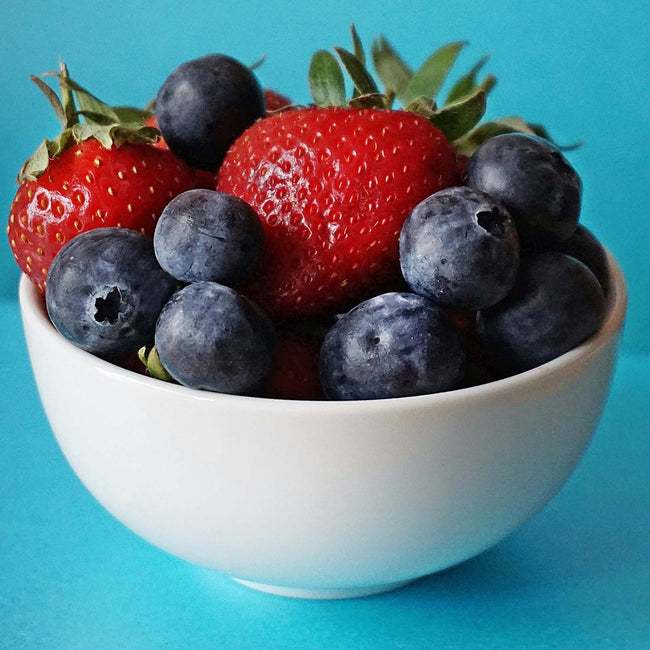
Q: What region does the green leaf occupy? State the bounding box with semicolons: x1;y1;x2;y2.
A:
371;35;413;101
138;345;175;382
71;122;113;147
30;75;67;127
61;75;121;125
249;55;266;70
74;110;120;127
405;96;437;119
349;93;389;109
333;46;379;96
402;41;466;105
76;107;155;132
429;88;486;141
491;116;538;133
350;24;365;66
487;116;577;143
18;129;76;181
527;122;551;139
383;89;396;109
18;63;163;181
111;124;161;147
56;62;79;127
445;55;490;104
454;117;583;156
477;74;497;96
18;140;51;181
525;122;582;150
453;122;517;156
452;117;536;156
112;105;152;127
309;50;347;107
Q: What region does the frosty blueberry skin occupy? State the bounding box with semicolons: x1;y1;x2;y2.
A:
399;186;520;311
319;292;466;400
476;251;606;374
552;224;610;295
466;133;582;247
45;228;178;358
154;189;264;286
155;54;265;170
154;281;275;395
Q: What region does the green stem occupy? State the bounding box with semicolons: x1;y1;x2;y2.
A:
58;61;79;127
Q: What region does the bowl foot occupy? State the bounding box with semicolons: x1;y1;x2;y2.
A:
231;577;417;600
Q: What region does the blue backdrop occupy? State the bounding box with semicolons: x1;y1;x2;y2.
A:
1;2;649;648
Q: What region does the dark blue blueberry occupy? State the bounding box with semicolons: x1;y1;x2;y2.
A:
466;134;582;246
154;189;263;286
45;228;177;358
155;54;265;170
319;292;466;400
552;224;610;295
154;281;275;395
476;251;606;373
399;186;520;310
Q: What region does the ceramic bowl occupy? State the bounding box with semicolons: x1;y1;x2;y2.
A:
19;253;627;599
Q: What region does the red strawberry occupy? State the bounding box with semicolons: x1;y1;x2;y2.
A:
456;153;470;181
144;113;171;150
7;65;200;292
215;31;560;319
444;307;476;339
9;139;202;292
265;330;324;400
264;88;292;113
217;106;459;318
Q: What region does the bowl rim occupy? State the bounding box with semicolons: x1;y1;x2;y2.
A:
19;251;627;414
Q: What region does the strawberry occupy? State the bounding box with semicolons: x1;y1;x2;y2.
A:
265;330;324;400
7;64;200;292
455;153;470;181
218;107;458;317
264;88;292;113
144;113;170;150
217;29;563;319
444;307;476;340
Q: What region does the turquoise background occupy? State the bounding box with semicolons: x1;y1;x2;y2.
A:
1;1;649;647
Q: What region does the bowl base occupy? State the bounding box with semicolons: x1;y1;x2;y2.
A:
231;577;417;600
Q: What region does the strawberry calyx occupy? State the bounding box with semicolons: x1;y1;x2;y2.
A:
19;62;161;182
138;344;176;382
309;26;575;156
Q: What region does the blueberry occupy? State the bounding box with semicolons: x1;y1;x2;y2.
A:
155;54;265;170
319;292;466;400
155;281;275;395
466;134;582;246
399;186;520;310
46;228;177;358
154;189;263;286
476;251;606;373
552;224;610;295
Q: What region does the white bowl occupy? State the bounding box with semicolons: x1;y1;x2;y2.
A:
19;254;627;599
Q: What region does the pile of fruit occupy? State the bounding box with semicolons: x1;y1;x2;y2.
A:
8;29;609;400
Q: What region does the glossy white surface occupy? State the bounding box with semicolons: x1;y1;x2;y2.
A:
19;256;627;599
